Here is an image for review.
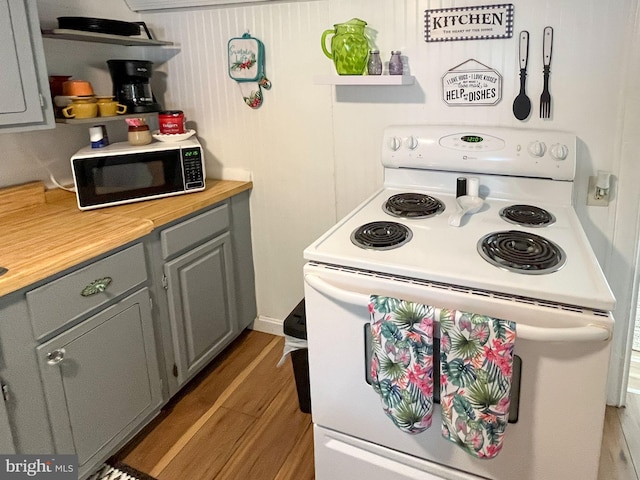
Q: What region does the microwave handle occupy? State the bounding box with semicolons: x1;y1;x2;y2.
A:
304;274;610;343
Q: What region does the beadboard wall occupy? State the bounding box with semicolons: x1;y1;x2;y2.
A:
0;0;639;404
138;0;634;320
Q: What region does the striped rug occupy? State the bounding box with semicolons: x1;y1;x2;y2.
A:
88;461;158;480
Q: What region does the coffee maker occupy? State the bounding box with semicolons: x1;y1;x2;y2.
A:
107;60;162;113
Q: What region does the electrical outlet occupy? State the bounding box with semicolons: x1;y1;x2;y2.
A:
587;176;609;206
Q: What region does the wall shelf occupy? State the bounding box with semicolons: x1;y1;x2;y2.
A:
42;29;173;47
313;75;415;86
55;112;158;125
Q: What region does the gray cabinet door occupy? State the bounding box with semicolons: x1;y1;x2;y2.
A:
165;232;238;387
0;0;53;131
0;382;15;453
36;288;161;478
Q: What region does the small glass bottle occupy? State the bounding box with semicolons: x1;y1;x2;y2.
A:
389;51;403;75
367;50;382;75
128;124;152;146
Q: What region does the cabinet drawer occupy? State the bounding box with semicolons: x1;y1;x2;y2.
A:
161;203;229;259
27;243;147;339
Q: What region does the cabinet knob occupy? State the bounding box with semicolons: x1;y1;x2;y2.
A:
46;348;66;366
81;277;112;297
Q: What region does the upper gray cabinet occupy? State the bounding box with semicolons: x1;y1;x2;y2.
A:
0;0;54;133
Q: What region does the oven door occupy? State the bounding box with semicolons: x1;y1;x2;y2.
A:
72;150;185;210
303;262;612;480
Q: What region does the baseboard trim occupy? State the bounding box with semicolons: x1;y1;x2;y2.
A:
250;315;284;336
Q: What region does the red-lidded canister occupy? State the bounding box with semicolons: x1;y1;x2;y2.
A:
158;110;185;134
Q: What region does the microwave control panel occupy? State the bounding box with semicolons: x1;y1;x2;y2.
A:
181;146;205;190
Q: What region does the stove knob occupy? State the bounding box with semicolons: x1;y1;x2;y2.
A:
404;136;419;150
528;141;547;157
550;143;569;160
389;136;401;151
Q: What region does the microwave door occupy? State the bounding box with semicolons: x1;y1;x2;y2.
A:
73;151;184;209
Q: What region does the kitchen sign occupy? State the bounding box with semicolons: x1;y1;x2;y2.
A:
425;4;514;42
442;59;502;106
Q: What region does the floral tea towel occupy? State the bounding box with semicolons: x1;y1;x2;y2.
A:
369;296;434;434
439;309;517;459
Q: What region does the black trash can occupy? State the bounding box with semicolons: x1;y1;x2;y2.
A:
283;299;311;414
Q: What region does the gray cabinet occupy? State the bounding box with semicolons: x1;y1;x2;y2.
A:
0;0;54;132
160;204;238;390
0;380;15;453
36;287;161;479
0;190;256;476
165;233;237;385
153;192;256;397
26;243;161;479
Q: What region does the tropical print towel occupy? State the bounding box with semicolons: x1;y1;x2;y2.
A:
439;309;517;459
369;296;434;434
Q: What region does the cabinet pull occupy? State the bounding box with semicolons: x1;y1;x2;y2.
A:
46;348;66;366
81;277;112;297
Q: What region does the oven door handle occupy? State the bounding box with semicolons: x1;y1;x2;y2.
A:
304;274;611;343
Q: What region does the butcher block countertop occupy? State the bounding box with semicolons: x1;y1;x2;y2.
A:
0;179;252;297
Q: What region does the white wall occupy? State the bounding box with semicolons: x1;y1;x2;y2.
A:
0;0;637;403
138;0;634;328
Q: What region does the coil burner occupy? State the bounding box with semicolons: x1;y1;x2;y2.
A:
499;204;556;227
351;221;413;250
384;193;445;218
478;230;566;274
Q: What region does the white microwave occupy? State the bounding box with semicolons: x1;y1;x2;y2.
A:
70;138;206;210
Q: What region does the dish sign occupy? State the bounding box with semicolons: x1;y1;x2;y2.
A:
442;59;502;106
425;4;514;42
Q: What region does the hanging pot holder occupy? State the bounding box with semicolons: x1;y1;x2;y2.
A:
228;33;271;108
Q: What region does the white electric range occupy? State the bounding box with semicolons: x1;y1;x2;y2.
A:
303;125;615;480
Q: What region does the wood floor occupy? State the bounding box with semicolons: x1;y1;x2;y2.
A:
116;330;640;480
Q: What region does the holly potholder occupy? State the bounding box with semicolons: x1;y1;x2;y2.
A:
228;33;271;108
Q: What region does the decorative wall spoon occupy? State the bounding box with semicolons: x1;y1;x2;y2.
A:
513;31;531;121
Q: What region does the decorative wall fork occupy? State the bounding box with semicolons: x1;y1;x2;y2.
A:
540;26;553;119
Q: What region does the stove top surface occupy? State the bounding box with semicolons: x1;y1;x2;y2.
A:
304;184;615;311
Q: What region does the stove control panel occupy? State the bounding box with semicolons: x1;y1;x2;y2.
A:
439;132;506;152
382;125;576;181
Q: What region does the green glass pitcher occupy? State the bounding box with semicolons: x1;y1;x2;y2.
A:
321;18;370;75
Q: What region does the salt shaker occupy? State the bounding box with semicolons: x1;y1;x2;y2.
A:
89;125;109;149
389;51;403;75
467;177;480;197
367;50;382;75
